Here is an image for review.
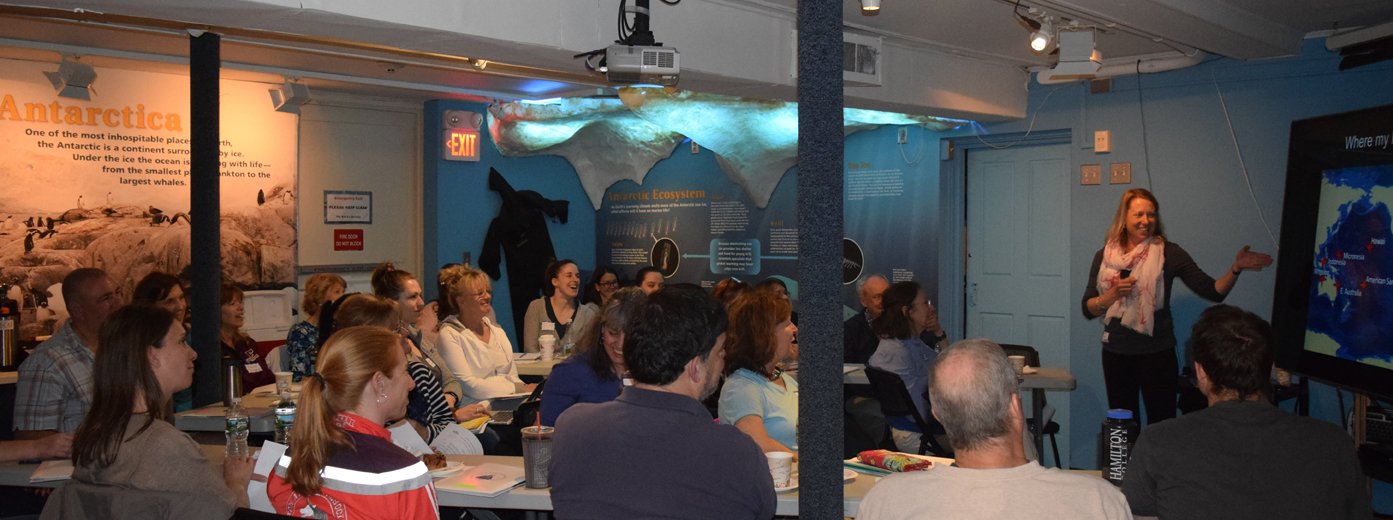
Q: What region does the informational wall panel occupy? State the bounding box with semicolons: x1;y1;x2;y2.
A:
0;58;297;336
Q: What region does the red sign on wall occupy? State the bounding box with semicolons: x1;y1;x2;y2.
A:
334;229;364;251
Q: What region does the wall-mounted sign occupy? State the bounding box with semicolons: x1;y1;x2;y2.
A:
333;229;364;251
324;190;371;224
443;128;481;162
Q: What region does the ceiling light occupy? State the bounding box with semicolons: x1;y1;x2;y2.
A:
861;0;881;15
43;58;97;101
1030;22;1053;53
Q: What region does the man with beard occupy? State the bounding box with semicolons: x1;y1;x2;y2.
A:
549;286;775;520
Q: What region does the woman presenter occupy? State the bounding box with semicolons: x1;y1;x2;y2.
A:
1081;189;1271;424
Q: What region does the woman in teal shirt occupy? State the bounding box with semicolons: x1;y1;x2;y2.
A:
718;290;800;456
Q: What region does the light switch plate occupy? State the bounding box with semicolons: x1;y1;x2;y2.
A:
1095;130;1112;153
1110;163;1132;184
1081;164;1102;185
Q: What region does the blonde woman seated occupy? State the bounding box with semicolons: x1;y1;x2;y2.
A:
266;326;437;519
436;267;534;406
44;304;254;520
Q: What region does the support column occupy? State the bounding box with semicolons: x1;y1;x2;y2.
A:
189;31;223;407
796;1;843;518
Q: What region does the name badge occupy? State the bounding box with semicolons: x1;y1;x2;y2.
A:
424;357;437;369
246;363;263;374
1101;332;1110;344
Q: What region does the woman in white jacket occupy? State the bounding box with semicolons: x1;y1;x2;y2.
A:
436;267;536;406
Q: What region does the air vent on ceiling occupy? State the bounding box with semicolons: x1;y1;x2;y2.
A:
789;31;883;87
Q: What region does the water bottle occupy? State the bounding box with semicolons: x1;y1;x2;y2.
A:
275;393;296;445
1102;409;1139;486
225;397;250;457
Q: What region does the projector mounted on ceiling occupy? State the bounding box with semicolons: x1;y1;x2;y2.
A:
1049;29;1102;79
576;0;681;86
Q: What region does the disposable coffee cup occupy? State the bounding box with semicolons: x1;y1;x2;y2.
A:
766;451;794;488
1009;355;1027;374
274;372;293;395
539;336;556;361
520;426;555;489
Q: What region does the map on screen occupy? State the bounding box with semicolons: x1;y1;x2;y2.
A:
1306;164;1393;369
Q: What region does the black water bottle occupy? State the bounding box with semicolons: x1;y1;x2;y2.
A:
1102;409;1139;486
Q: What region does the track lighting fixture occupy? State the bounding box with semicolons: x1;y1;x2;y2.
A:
1029;21;1053;53
861;0;881;15
44;57;97;101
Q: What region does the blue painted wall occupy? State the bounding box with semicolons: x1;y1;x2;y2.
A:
423;100;597;349
940;39;1393;507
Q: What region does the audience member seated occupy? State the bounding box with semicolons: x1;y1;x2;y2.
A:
372;263;462;412
286;273;345;382
219;284;274;393
858;339;1131;520
844;274;890;364
581;265;619;314
268;326;438;519
710;277;749;309
1120;305;1369;520
868;281;943;453
436;267;533;406
332;294;488;448
635;266;665;295
15;268;122;439
539;287;645;427
719;290;800;456
132;271;194;411
522;259;595;353
44;304;254;519
550;287;775;520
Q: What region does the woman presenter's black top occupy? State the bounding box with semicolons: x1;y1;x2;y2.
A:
1082;241;1226;355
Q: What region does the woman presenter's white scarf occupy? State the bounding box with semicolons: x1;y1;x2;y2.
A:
1097;237;1166;336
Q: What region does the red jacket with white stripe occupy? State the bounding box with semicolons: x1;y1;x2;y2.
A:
267;413;438;520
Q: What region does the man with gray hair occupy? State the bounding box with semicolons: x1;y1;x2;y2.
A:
857;339;1132;520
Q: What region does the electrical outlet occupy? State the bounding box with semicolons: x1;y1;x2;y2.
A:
1110;163;1132;184
1095;130;1112;153
898;127;908;144
1081;164;1102;185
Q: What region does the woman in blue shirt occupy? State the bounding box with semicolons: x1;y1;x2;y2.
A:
868;281;942;453
540;287;646;427
719;290;799;456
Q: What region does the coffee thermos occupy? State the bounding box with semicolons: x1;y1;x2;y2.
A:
0;289;19;371
1101;409;1139;486
222;356;243;407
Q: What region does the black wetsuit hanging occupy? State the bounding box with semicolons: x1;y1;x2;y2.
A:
479;168;569;343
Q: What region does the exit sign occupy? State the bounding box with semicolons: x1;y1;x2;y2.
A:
443;128;481;162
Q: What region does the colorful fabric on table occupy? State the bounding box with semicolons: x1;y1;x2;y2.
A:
858;450;935;472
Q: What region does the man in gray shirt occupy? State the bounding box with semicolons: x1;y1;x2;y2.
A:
1121;305;1369;520
549;287;776;520
858;339;1131;520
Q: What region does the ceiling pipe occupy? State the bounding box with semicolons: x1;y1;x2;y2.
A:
1035;50;1206;84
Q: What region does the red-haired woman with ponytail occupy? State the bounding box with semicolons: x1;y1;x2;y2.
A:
265;326;438;519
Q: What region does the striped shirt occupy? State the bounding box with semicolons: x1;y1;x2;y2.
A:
268;413;438;520
14;322;94;433
405;360;453;444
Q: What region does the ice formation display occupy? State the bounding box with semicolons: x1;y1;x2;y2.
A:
488;98;685;210
488;88;968;209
